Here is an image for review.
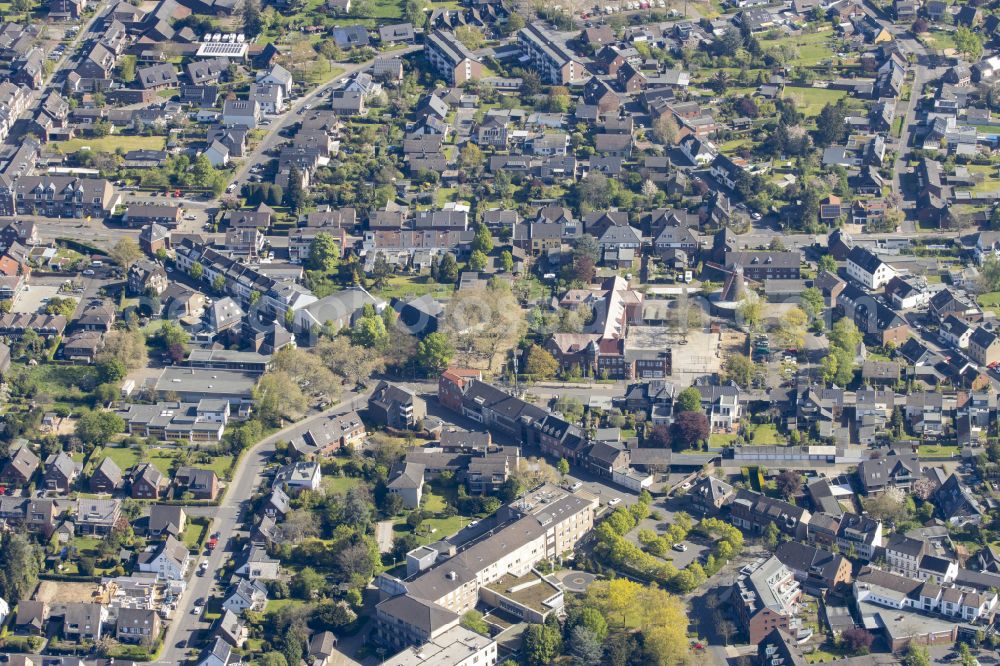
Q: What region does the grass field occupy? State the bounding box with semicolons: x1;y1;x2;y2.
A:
92;446;141;473
922;29;956;52
390;490;469;545
323;475;361;494
14;364;98;403
748;424;785;445
708;433;738;447
979;292;1000;316
967;165;1000;194
782;86;849;117
51;136;167;154
183;519;209;551
917;444;959;459
376;274;455;301
758;30;837;67
265;598;310;615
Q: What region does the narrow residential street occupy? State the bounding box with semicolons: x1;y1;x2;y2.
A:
155;391;369;665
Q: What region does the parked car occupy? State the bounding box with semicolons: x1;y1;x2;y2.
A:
608;497;622;506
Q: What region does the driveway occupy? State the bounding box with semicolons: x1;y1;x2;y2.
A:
375;520;395;555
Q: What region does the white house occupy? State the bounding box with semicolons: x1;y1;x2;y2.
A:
221;579;268;615
234;545;281;581
221;99;260;129
917;554;958;584
249;83;283;115
846;246;894;290
939;315;973;349
273;461;321;494
386;461;424;509
204;140;230;167
137;535;190;582
975;231;1000;265
679;135;716;165
255;64;293;97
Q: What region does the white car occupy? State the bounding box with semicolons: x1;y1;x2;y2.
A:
608;497;622;506
673;543;688;552
570;482;583;491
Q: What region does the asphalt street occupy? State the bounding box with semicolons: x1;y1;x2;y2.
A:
155;391;369;665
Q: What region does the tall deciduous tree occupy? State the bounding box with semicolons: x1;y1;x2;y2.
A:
0;532;42;604
415;332;454;374
524;345;558;379
109;238;142;269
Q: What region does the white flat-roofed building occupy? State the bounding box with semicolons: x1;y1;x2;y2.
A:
382;625;497;666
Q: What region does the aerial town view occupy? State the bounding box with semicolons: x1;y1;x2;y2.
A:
4;0;1000;663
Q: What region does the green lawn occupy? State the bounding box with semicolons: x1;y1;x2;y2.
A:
745;423;785;445
979;292;1000;317
376;274;455;301
51;135;167;155
423;491;447;514
918;444;959;459
265;598;310;615
434;187;460;206
718;139;749;154
183;518;209;551
782;86;849;117
323;476;361;494
757;30;838;67
892;115;905;139
709;433;738;447
197;454;234;478
922;29;956;52
146;450;232;478
966;165;1000;194
148;450;179;477
414;515;466;544
92;446;141;473
72;536;104;557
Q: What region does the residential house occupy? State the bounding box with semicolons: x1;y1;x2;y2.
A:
89;457;123;494
847;246;894;290
732;556;802;644
130;463;167;499
147;505;187;539
968;327;1000;367
174;467;220;500
369;381;427;429
75;498;122;536
43;451;80;493
137;535;190;582
424;30;482;85
0;442;39;487
116;608;162;645
387;462;425;508
63;603;108;642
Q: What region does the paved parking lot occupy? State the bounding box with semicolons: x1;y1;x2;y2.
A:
13;285;66;313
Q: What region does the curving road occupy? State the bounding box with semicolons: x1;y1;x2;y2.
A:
226;45;422;195
156;391;370;665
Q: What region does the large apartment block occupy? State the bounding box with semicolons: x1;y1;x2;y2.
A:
0;175;116;218
375;485;597;651
425;30;482;85
517;23;585;85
